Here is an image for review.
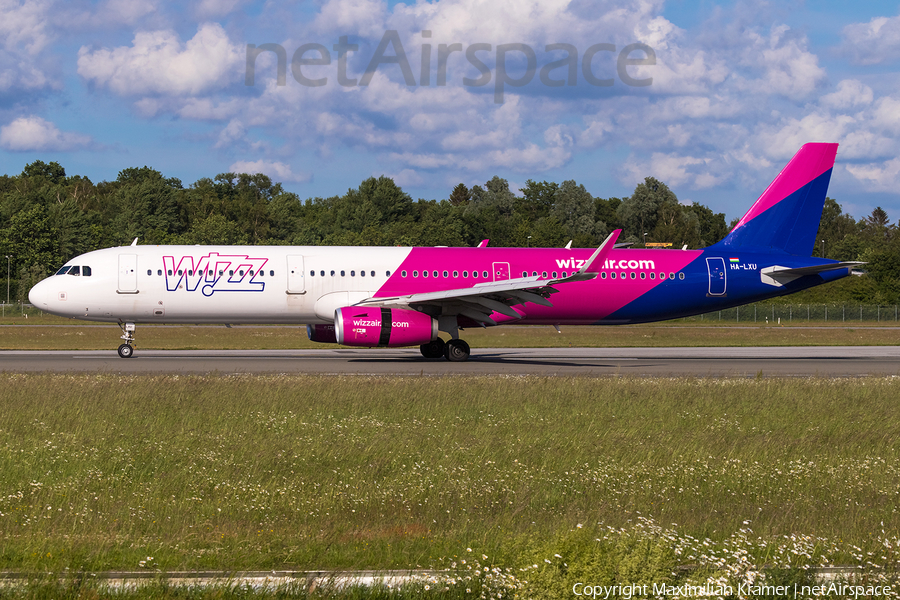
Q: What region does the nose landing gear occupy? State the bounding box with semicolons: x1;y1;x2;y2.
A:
117;321;136;358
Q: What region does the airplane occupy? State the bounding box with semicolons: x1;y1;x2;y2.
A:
28;142;861;362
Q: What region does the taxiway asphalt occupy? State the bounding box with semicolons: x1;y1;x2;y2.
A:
2;346;900;376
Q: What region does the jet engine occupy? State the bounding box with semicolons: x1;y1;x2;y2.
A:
307;323;337;344
334;307;437;347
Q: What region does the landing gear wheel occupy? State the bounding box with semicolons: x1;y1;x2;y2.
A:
420;338;446;359
117;321;136;358
444;339;471;362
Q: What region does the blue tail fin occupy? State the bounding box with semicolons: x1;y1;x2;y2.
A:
714;143;838;255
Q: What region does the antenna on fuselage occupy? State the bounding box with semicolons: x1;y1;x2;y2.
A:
131;238;138;246
477;240;489;248
564;240;572;249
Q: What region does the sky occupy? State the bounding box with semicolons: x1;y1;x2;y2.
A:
3;0;900;222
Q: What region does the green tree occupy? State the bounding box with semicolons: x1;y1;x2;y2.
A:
2;204;61;276
448;183;471;207
519;180;558;220
616;177;678;241
551;180;597;246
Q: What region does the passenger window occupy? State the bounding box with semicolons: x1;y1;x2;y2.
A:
229;270;234;276
552;271;558;278
310;270;315;276
320;271;325;276
351;270;356;277
218;270;224;276
601;272;607;279
650;272;655;279
330;270;335;276
463;271;468;278
386;271;391;276
168;270;173;276
413;270;418;277
641;272;646;280
454;271;459;277
147;270;152;276
532;271;537;277
178;270;183;276
270;270;274;276
679;272;685;280
669;273;675;280
360;270;365;277
611;272;616;279
423;271;429;278
542;271;548;278
158;269;162;276
341;270;345;277
371;271;376;277
402;270;407;277
482;271;488;278
433;270;439;278
630;272;636;279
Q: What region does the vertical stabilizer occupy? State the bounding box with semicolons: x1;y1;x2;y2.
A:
714;143;838;255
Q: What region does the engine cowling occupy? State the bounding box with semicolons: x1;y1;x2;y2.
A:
334;307;437;347
307;324;337;344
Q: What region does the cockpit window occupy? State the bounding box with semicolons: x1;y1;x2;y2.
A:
68;266;81;276
55;266;71;275
83;266;91;277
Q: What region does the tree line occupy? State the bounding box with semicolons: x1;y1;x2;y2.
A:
0;159;896;305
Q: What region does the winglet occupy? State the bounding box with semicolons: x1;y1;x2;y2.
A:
553;229;621;284
579;229;620;275
477;239;489;248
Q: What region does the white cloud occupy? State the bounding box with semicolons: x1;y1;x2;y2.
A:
619;152;720;190
0;0;58;96
77;22;243;96
0;115;93;151
845;158;900;192
821;79;874;110
229;159;311;183
194;0;245;19
839;14;900;65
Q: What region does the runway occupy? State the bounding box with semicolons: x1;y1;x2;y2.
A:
3;346;900;376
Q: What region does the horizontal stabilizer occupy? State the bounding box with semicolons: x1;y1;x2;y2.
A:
760;262;864;287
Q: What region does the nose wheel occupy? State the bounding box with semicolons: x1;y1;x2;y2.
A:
117;321;136;358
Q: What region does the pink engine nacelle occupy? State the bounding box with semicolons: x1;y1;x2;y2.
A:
334;307;437;347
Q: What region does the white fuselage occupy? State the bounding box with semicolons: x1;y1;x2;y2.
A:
29;245;412;324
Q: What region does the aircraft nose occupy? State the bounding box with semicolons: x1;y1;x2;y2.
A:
28;277;53;308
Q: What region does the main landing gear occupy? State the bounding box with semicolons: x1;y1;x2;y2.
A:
117;321;136;358
419;338;471;362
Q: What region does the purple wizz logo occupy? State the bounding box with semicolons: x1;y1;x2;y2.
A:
163;253;269;296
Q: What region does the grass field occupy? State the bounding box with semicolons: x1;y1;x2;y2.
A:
1;374;898;579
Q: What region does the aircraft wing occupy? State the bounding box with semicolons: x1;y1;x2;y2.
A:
356;230;621;325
